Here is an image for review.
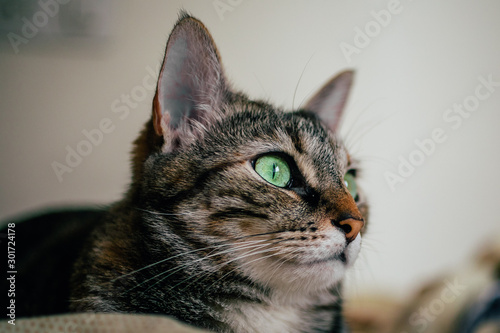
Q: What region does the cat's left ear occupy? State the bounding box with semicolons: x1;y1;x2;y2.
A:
153;13;227;152
304;70;354;132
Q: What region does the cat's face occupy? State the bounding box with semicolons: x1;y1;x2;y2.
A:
134;14;367;297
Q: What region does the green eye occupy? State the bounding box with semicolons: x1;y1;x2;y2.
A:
344;172;358;199
254;155;291;188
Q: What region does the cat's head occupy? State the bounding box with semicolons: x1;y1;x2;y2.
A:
132;13;368;297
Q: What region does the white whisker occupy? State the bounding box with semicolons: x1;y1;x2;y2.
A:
174;242;278;292
201;246;288;294
135;240;273;294
341;98;387;145
292;53;315;110
261;247;302;290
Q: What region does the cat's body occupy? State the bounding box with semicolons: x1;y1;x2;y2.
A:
4;208;105;317
4;13;368;333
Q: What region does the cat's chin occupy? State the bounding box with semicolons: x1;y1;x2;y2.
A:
244;235;362;296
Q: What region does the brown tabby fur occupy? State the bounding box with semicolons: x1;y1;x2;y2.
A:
5;12;369;333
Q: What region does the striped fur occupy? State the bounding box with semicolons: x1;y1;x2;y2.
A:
69;13;368;333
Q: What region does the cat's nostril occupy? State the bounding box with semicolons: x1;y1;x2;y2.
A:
332;218;364;243
333;220;351;234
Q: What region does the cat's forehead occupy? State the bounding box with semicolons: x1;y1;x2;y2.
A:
281;111;349;184
211;105;349;187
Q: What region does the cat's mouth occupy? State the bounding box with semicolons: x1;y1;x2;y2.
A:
280;247;348;267
302;252;347;266
283;234;361;268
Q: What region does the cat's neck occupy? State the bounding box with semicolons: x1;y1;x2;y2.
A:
217;288;343;333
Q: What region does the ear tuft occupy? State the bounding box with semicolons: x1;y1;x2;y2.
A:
304;70;354;132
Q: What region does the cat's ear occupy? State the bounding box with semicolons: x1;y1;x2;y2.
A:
304;70;354;132
153;13;227;152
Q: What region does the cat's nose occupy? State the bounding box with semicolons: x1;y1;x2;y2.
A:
332;216;364;243
325;189;364;243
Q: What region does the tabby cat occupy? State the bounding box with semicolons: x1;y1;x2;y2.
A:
6;13;368;333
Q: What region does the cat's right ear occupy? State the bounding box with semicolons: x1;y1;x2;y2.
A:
304;70;354;132
153;13;227;152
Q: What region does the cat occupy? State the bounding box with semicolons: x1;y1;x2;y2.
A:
4;12;369;333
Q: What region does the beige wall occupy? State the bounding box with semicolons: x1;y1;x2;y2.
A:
1;0;499;299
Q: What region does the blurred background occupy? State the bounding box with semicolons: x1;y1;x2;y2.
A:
1;0;499;306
